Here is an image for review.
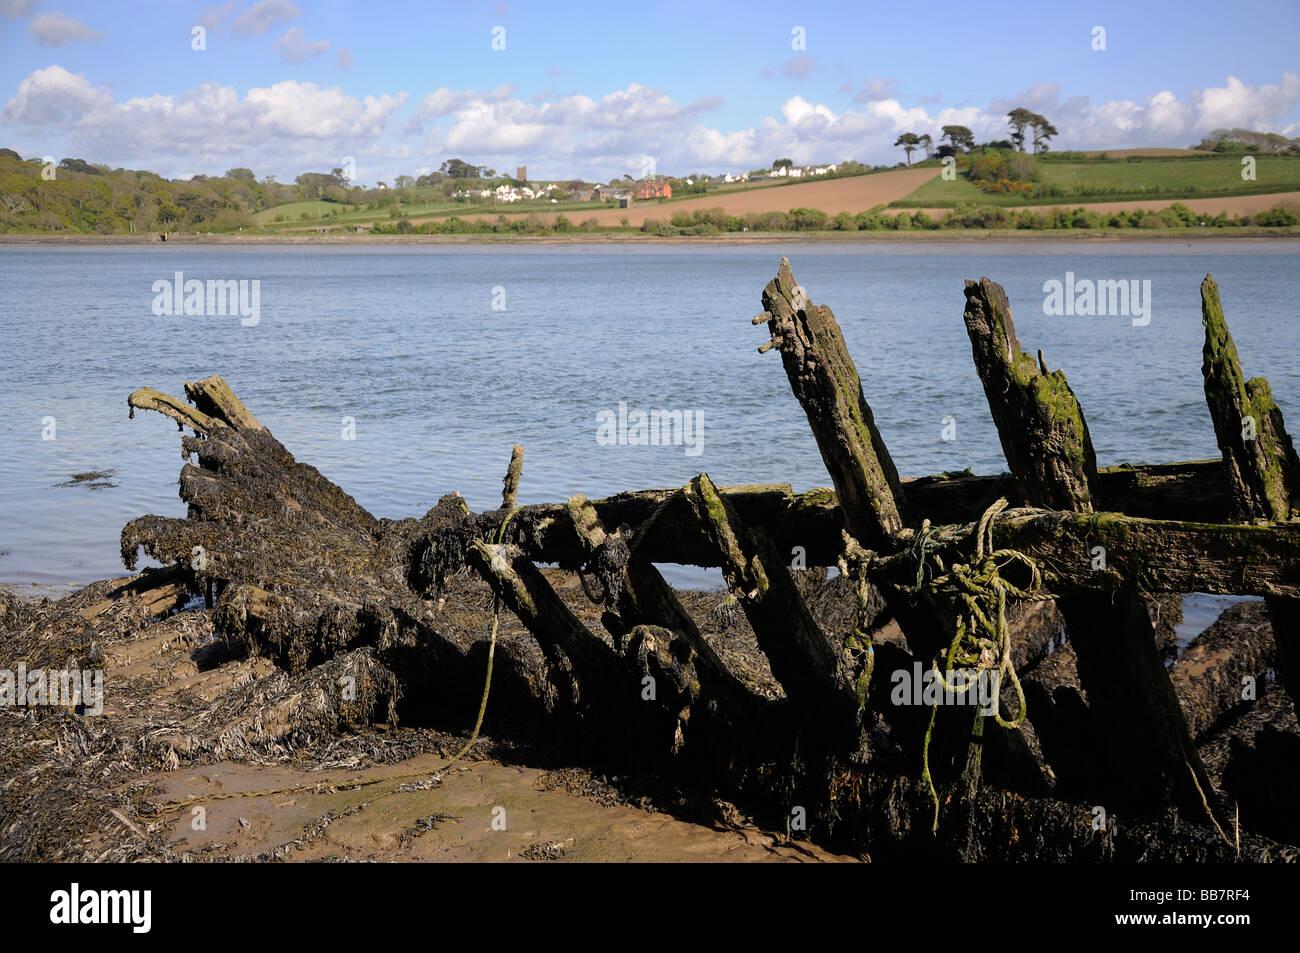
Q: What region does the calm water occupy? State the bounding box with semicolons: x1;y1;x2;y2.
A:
1;241;1297;592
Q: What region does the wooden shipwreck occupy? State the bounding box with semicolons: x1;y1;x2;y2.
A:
5;258;1299;861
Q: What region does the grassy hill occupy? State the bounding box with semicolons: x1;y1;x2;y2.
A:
892;154;1300;208
251;200;357;224
4;142;1298;237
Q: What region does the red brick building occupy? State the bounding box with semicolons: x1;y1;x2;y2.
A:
635;179;672;200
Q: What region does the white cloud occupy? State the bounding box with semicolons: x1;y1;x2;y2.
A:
272;26;328;63
336;47;354;70
981;74;1300;148
407;84;516;129
1;0;40;17
416;83;727;176
1194;74;1300;132
780;55;824;80
1;64;111;124
780;95;836;126
1;68;407;180
3;68;1298;183
27;10;103;46
230;0;300;37
852;77;900;103
199;1;237;32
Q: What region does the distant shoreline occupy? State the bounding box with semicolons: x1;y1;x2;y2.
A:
3;229;1299;246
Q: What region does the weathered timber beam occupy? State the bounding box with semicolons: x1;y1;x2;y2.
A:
1200;274;1300;522
506;483;844;569
989;509;1300;599
1200;273;1300;710
857;506;1300;600
501;445;524;511
683;473;856;723
509;487;1300;598
912;461;1231;522
1090;461;1229;522
962;277;1097;511
567;493;738;689
464;537;747;764
506;463;1232;571
755;257;907;545
127;387;217;434
466;445;627;700
184;375;266;433
466;540;627;700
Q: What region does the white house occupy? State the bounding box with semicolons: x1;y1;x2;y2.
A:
493;184;537;203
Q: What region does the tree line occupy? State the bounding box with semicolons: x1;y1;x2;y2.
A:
893;109;1058;165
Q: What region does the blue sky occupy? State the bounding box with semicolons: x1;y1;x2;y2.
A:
2;0;1298;183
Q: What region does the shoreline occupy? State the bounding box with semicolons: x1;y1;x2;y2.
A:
3;228;1300;246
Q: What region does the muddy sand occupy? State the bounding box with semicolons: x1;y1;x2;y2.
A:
149;757;849;862
0;569;859;863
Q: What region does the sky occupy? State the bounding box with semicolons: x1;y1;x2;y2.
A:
1;0;1298;184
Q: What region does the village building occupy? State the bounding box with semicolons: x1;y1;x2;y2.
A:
592;184;632;203
493;184;536;203
635;179;672;200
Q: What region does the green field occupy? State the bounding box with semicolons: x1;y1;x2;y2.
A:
251;200;359;224
892;155;1300;207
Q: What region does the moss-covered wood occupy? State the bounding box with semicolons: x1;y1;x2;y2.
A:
1200;274;1300;711
963;277;1097;511
682;473;854;721
755;256;907;545
1201;273;1300;522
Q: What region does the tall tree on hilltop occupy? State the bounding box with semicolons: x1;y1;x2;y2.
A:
1030;114;1058;154
439;158;486;179
894;132;921;166
941;125;975;152
1007;108;1036;152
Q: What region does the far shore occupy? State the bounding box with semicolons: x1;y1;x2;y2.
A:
3;228;1299;247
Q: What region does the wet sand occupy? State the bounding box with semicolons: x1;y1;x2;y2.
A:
147;756;853;862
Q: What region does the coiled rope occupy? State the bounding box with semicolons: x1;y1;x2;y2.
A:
907;498;1042;832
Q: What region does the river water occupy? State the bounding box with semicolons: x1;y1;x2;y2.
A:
1;241;1296;600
